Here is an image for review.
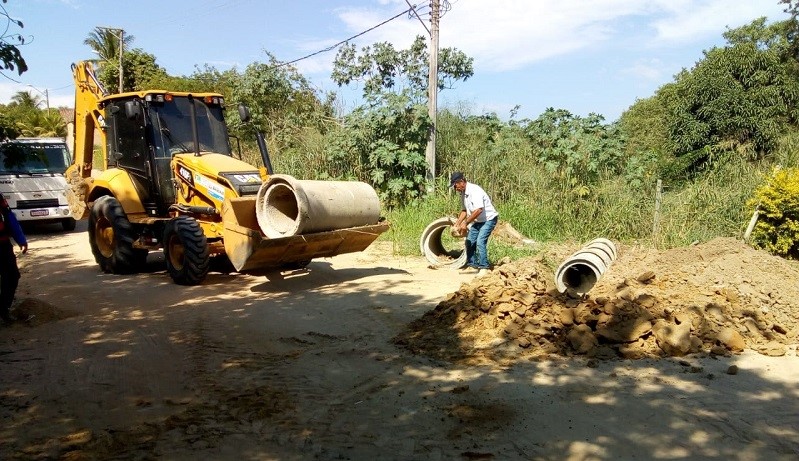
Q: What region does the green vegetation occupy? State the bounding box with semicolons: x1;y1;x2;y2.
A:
2;6;799;261
748;166;799;258
0;90;66;138
0;0;27;76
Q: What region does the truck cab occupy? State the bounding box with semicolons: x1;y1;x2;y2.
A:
0;137;76;231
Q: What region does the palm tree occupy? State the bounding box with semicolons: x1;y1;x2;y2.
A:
83;27;134;66
16;110;66;138
10;91;41;109
84;27;136;92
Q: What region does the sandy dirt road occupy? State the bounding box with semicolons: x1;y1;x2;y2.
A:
1;221;798;460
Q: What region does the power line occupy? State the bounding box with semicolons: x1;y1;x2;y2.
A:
274;5;420;68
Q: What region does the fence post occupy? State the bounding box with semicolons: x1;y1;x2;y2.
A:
652;179;662;247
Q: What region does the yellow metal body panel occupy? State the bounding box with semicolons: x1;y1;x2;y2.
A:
173;153;262;204
89;168;146;214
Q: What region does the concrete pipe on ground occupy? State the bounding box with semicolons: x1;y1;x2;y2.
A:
554;238;617;297
255;174;382;238
420;217;468;269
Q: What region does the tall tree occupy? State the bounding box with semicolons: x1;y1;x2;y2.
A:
668;19;799;165
332;36;473;105
622;17;799;180
97;48;167;92
83;26;134;64
10;90;40;109
226;54;333;145
0;0;26;75
330;35;473;204
83;26;135;90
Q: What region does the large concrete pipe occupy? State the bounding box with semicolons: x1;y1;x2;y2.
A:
255;174;382;238
554;238;617;296
420;217;468;269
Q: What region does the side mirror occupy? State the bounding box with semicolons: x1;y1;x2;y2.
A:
124;101;141;120
238;104;251;123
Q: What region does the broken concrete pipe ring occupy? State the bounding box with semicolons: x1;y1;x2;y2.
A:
255;174;381;238
554;238;618;296
420;217;468;269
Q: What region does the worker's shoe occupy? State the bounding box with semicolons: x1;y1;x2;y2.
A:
460;266;479;274
477;268;491;276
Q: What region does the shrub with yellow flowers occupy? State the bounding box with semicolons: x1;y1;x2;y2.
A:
748;167;799;259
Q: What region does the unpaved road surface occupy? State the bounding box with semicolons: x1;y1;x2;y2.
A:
2;222;799;460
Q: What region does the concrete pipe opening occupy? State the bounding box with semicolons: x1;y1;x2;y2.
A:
555;238;618;297
420;217;468;269
256;174;381;238
260;182;302;237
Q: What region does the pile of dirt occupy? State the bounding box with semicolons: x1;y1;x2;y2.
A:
394;237;799;364
9;298;78;327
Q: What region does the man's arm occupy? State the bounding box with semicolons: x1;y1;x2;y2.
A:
453;209;467;228
457;208;484;231
6;210;28;252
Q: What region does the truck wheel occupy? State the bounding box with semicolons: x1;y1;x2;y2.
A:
88;196;146;274
61;217;77;231
163;216;210;285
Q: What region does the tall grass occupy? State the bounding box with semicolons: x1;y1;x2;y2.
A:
232;105;799;263
383;144;793;260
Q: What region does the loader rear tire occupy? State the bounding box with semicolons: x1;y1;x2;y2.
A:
164;216;210;285
89;196;147;274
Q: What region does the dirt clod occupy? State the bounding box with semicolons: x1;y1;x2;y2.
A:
394;237;799;364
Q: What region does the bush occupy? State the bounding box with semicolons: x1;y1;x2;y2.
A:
748;167;799;259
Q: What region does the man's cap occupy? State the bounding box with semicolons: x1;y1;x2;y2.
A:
449;171;464;187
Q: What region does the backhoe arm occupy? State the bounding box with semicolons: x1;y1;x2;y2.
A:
66;61;109;219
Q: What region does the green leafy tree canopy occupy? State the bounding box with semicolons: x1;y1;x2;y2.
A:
329;36;474;205
0;0;27;75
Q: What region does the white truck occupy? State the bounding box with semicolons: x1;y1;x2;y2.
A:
0;137;76;231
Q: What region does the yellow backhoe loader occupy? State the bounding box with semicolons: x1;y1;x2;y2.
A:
67;61;389;285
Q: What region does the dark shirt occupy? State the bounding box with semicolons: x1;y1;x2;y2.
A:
0;203;27;247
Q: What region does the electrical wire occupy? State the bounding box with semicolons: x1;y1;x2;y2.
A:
0;0;30;83
273;5;420;68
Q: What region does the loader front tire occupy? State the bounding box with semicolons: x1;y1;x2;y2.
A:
164;216;210;285
89;195;147;274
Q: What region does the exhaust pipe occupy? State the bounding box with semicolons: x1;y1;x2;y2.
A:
554;238;617;296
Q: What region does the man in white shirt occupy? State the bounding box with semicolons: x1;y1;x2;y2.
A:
450;171;499;275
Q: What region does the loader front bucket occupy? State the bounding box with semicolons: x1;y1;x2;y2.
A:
222;196;390;272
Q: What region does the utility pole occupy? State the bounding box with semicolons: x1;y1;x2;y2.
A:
426;0;440;192
117;28;124;93
98;26;125;93
27;85;50;112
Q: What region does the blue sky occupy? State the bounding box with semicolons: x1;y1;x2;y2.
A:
0;0;789;122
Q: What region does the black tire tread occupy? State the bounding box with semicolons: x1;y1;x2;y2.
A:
164;216;210;285
88;196;142;274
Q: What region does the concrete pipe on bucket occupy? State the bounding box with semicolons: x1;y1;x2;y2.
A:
554;238;617;297
420;217;468;269
255;174;381;238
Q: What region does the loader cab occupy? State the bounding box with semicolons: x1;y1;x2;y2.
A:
103;92;232;216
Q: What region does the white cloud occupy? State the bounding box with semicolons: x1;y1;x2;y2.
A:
622;58;664;81
437;0;645;71
0;82;20;105
325;0;788;75
648;0;786;43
